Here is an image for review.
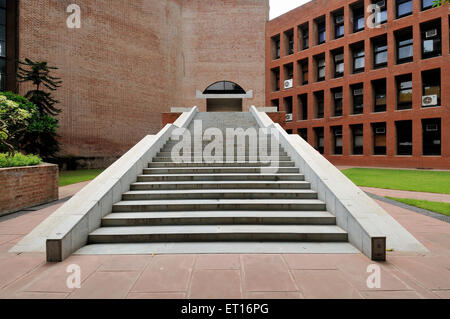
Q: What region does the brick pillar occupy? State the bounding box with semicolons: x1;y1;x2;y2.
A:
343;124;351;157
364;122;372;157
386;120;396;157
412;118;422;159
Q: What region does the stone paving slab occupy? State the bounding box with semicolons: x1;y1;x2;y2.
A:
0;194;449;299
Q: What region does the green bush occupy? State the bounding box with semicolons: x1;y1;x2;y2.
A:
0;153;42;168
0;92;59;159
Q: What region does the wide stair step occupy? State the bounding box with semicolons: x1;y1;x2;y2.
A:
148;161;296;168
143;167;299;175
89;225;348;244
122;189;318;200
137;173;304;182
102;211;337;226
112;199;326;212
152;156;292;162
130;181;312;190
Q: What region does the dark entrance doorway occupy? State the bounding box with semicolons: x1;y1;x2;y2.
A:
203;81;246;112
207;98;242;112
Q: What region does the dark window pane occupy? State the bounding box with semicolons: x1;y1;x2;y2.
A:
204;81;246;94
0;8;5;26
396;121;413;155
422;118;441;156
422;0;434;9
397;0;413;17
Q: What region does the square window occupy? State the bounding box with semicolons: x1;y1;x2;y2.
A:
396;0;413;18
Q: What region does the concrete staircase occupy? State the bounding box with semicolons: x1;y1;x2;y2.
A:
79;113;357;255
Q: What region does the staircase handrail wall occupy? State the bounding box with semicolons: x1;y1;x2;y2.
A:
11;107;199;262
250;106;427;260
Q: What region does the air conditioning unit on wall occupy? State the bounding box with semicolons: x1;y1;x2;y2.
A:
375;127;386;134
422;95;438;107
376;0;386;9
284;79;293;89
286;113;293;122
425;29;437;38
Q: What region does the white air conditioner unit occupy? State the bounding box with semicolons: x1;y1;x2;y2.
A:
335;15;344;24
422;95;438;107
426;124;438;132
354;89;363;96
284;79;293;89
286;113;293;122
334;54;344;62
376;0;386;9
425;29;437;38
335;92;343;99
375;127;386;134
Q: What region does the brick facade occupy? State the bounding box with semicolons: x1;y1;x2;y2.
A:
0;164;59;216
16;1;268;165
266;0;450;169
162;113;182;126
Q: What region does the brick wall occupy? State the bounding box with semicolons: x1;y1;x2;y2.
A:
162;113;182;126
267;112;286;127
266;0;450;169
0;164;59;216
18;0;268;164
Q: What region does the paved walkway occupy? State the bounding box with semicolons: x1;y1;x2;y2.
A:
361;187;450;203
0;182;449;299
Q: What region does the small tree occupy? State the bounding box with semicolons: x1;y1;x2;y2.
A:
17;58;62;116
16;58;62;159
0;95;34;156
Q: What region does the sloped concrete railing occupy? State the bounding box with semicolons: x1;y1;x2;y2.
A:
11;107;198;262
250;106;427;261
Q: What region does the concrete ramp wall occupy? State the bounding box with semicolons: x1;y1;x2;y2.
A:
250;106;428;260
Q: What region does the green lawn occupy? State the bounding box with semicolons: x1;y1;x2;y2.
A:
59;169;104;187
342;168;450;194
387;197;450;217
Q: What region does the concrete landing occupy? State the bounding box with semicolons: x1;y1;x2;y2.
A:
74;242;359;255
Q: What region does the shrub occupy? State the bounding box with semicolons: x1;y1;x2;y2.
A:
0;153;42;168
0;94;34;156
0;92;59;159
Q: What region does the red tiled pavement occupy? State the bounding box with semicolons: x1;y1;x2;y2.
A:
0;183;449;299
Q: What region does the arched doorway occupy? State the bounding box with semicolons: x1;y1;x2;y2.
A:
200;81;249;112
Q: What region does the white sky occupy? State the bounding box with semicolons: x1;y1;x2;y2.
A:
270;0;312;20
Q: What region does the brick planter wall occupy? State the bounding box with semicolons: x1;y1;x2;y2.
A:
0;164;59;216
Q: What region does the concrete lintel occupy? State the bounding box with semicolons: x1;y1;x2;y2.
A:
196;90;253;99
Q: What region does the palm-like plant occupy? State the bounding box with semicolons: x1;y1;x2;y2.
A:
17;58;62;116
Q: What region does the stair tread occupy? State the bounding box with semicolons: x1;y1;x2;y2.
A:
75;242;359;255
133;180;309;185
91;225;347;235
113;199;325;206
124;189;316;195
103;211;334;219
138;173;304;177
144;167;295;170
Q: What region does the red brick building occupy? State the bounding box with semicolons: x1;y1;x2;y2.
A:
266;0;449;169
